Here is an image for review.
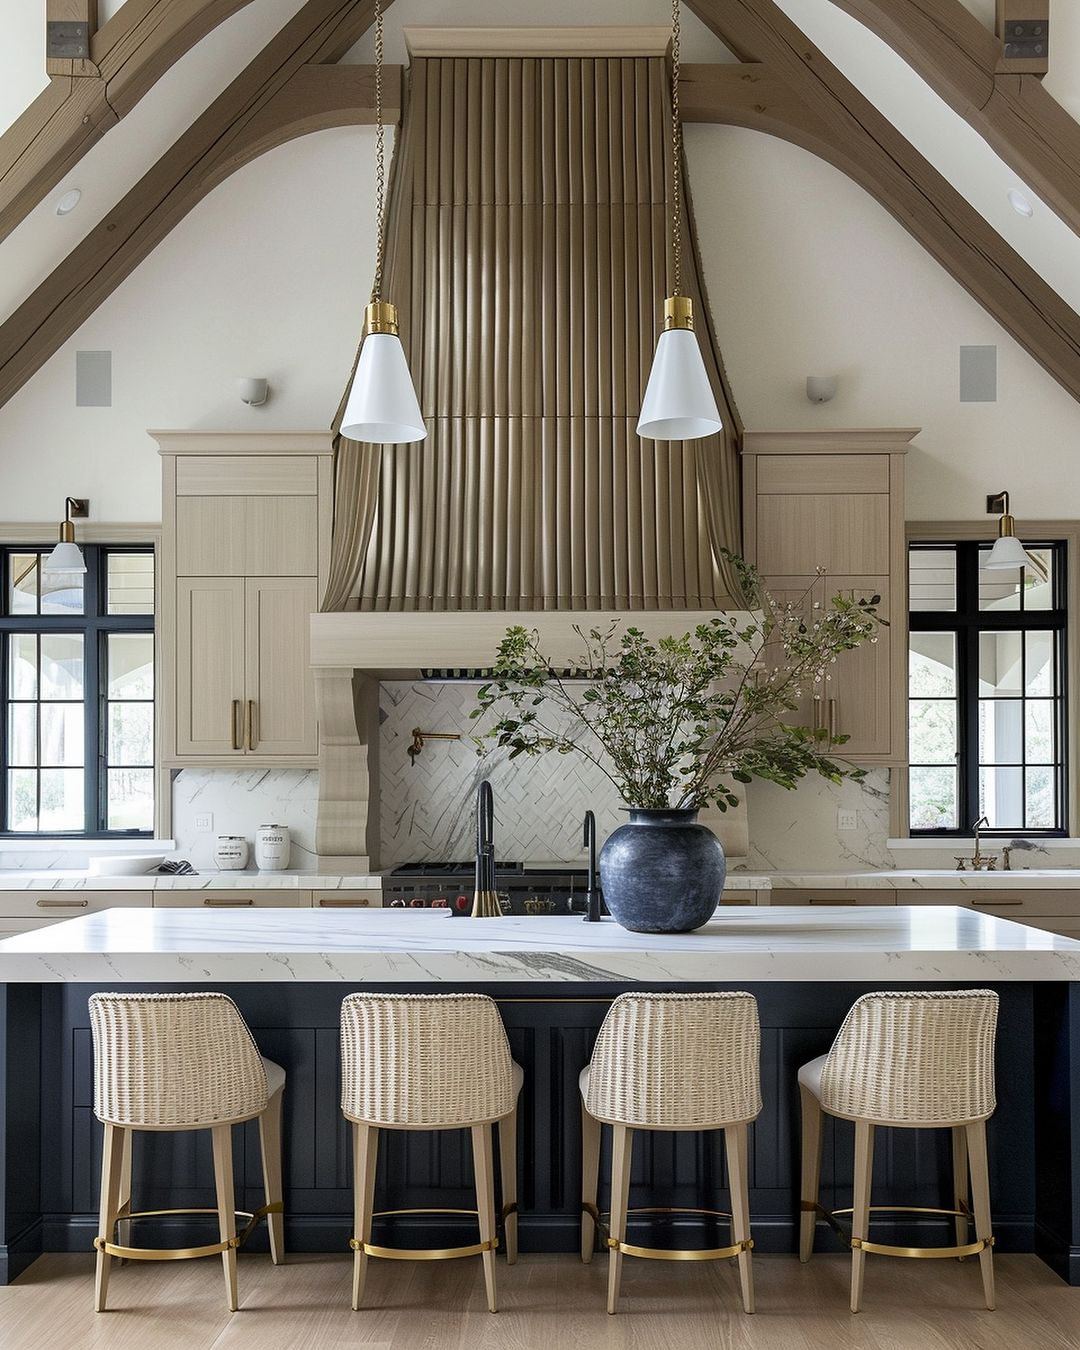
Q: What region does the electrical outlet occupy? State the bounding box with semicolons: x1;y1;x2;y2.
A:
837;809;858;832
194;813;213;833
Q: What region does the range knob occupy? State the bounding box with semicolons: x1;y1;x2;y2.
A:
409;898;425;908
389;898;406;908
431;896;449;909
455;895;470;913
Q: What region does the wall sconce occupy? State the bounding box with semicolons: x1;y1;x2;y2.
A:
806;375;839;404
238;377;269;407
43;497;88;574
983;490;1030;570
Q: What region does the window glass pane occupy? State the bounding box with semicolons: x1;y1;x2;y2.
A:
1025;701;1056;764
6;770;37;831
6;706;36;766
8;634;37;698
910;767;958;830
978;631;1022;697
40;570;84;615
9;554;38;614
1026;768;1057;829
1022;548;1054;610
909;632;956;696
38;769;83;831
107;768;154;832
40;703;84;767
107;553;154;615
909;700;956;765
979;699;1022;764
107;633;154;699
108;704;153;766
979;766;1024;828
979;549;1022;610
1026;631;1056;695
909;549;956;611
39;634;83;699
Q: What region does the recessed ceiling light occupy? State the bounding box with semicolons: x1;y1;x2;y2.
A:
1007;189;1034;218
55;188;82;216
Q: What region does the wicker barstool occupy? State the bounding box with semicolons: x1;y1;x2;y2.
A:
89;993;285;1314
340;993;522;1314
799;989;999;1313
580;992;762;1315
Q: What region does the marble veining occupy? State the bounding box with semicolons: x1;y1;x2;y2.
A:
1;906;1077;983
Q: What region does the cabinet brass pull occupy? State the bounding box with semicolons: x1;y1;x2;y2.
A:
203;898;256;907
828;698;837;740
36;897;89;908
247;700;257;752
231;699;242;751
808;897;857;905
970;898;1024;907
319;898;372;907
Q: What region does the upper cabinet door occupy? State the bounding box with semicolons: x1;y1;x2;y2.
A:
175;577;246;756
176;497;319;576
756;494;890;575
244;577;318;757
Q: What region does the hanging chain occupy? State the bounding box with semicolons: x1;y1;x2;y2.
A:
670;0;683;298
371;0;386;304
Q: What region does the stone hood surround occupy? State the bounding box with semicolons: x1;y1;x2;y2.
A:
309;609;757;866
0;906;1077;983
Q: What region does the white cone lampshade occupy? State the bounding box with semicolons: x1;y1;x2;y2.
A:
340;304;426;445
637;298;722;442
44;540;85;573
983;533;1029;569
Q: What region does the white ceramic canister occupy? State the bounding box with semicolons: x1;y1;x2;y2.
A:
255;824;291;871
213;836;249;871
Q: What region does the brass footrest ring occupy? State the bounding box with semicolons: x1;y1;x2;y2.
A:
803;1202;993;1259
349;1207;500;1261
584;1203;753;1263
94;1202;283;1261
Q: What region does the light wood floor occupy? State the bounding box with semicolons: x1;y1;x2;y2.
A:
2;1251;1079;1350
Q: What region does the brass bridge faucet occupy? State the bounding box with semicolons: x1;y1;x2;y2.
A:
955;816;1009;871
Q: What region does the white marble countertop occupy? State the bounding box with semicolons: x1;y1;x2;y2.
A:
0;905;1076;983
753;869;1080;890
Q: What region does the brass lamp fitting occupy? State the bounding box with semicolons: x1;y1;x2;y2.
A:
986;490;1015;537
662;295;695;332
364;300;400;336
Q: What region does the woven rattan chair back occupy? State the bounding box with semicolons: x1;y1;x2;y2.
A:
340;993;515;1127
585;992;761;1129
818;990;998;1125
89;992;270;1129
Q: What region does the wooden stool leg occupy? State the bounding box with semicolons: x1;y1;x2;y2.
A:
952;1125;969;1253
211;1123;238;1312
799;1085;823;1263
580;1104;601;1264
498;1106;519;1265
94;1123;126;1312
351;1123;380;1310
259;1085;285;1265
850;1121;875;1314
724;1122;754;1314
966;1120;995;1311
471;1123;499;1313
116;1127;133;1261
606;1124;633;1315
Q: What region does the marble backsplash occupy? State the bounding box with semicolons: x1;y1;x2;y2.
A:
738;769;893;872
170;768;320;870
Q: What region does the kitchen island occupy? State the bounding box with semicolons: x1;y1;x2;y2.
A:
0;907;1078;1284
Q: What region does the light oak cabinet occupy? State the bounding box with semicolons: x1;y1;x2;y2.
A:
155;432;333;766
742;430;916;766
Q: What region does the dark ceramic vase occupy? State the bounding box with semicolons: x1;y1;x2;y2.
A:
598;808;726;934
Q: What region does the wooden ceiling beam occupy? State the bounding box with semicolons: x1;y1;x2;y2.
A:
0;0;257;247
683;0;1080;405
829;0;1080;241
0;1;393;412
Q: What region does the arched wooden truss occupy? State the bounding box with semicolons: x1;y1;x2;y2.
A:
2;0;1080;411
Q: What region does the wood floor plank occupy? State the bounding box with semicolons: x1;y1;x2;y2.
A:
2;1252;1080;1349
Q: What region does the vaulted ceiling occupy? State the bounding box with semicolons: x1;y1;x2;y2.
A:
2;0;1080;411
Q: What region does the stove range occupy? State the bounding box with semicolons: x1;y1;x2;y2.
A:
384;862;589;916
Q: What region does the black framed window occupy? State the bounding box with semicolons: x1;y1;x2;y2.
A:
1;546;154;837
908;540;1067;836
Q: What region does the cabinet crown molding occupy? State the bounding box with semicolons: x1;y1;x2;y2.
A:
151;430;334;457
741;428;919;455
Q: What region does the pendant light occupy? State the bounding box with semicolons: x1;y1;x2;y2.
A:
43;497;88;574
982;490;1032;570
637;0;723;442
339;0;425;445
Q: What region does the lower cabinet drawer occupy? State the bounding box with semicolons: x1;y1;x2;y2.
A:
0;890;152;917
904;890;1080;916
770;890;897;906
153;890;312;908
312;889;382;908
